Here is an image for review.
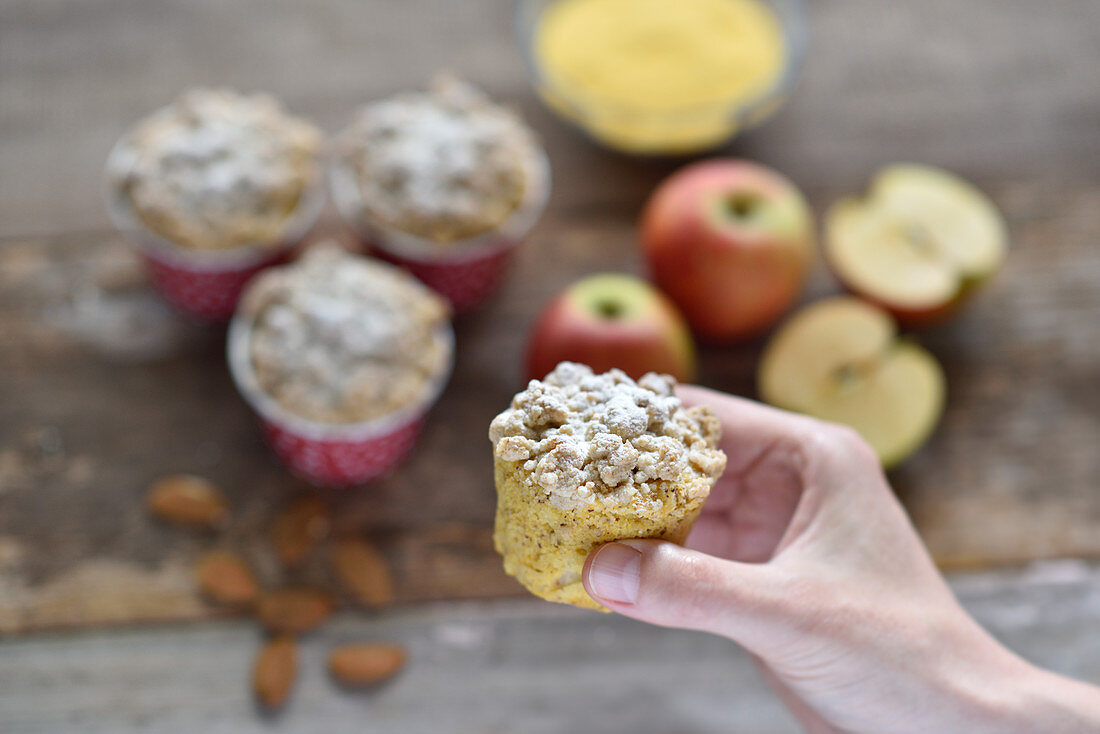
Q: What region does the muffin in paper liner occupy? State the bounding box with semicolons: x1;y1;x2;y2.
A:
227;314;454;487
330;147;548;313
102;91;326;323
226;245;454;487
489;362;727;610
105;147;325;322
329;77;550;313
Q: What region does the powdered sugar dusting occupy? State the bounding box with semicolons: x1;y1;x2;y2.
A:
336;75;536;243
242;245;451;424
489;363;726;510
110;88;322;250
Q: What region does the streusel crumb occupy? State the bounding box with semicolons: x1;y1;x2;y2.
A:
490;362;727;610
490;362;726;510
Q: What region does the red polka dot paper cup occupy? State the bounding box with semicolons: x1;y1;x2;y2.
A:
329;146;550;313
226;315;454;488
103;140;326;323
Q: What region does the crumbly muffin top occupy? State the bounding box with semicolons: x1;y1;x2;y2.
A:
242;245;451;424
489;363;727;510
336;74;537;243
110;88;323;250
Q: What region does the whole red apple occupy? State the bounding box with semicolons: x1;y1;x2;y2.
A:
641;159;815;342
525;273;696;382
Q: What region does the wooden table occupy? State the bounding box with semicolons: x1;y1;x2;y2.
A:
3;566;1099;733
2;0;1100;636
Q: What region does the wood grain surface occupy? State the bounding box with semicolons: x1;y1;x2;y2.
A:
1;0;1099;633
3;565;1100;733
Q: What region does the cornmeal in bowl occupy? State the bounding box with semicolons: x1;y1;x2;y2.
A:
489;362;726;610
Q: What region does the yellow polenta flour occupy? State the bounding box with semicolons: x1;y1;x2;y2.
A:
535;0;786;153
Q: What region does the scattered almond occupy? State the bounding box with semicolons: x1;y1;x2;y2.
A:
146;475;228;529
257;588;334;634
253;635;297;710
328;643;406;688
270;495;331;568
331;538;395;609
196;551;258;606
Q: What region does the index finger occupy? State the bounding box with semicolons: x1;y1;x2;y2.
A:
676;384;813;475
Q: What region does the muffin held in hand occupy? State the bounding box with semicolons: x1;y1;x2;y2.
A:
489;362;727;610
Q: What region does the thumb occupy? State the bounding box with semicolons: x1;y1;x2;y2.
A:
582;539;789;650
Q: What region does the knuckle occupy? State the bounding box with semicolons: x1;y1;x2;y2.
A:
809;423;877;465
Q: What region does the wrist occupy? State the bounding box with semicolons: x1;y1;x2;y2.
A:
941;623;1100;733
1013;665;1100;732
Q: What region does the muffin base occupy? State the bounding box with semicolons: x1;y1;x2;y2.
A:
492;455;711;611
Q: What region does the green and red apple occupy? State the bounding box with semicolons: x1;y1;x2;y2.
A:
758;297;945;468
641;159;815;342
826;164;1008;327
525;273;696;382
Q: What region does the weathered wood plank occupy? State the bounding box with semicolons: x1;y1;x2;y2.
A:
1;564;1098;733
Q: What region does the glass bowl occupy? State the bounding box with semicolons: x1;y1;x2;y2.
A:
514;0;809;156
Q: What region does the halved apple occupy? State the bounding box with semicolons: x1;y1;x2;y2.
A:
758;297;945;467
826;164;1007;327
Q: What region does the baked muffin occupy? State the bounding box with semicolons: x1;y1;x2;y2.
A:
238;244;452;425
489;362;727;610
108;88;323;251
333;74;541;245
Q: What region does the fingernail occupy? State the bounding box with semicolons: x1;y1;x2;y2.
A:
587;543;642;604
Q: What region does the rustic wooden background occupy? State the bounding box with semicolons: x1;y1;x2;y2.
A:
2;0;1099;635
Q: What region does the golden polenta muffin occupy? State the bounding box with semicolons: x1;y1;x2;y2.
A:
489;362;726;610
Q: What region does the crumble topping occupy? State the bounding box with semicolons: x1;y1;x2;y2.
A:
489;363;726;510
110;88;323;250
242;245;451;424
335;74;537;243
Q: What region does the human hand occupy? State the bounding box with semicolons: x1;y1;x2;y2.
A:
582;386;1100;734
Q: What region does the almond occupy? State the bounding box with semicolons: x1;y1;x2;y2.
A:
270;495;331;568
331;538;395;609
257;588;334;634
146;475;228;529
196;551;258;606
328;643;406;687
253;635;297;710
